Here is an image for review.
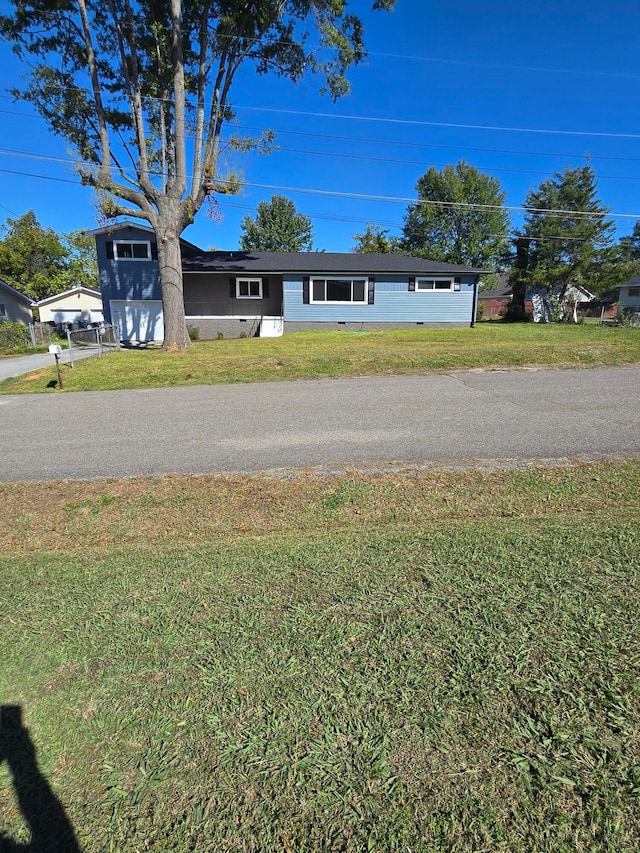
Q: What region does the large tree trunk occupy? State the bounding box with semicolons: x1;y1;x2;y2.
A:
156;224;189;350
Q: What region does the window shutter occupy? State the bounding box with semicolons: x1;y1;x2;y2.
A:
106;241;114;260
302;276;310;304
230;277;236;298
151;243;158;261
408;276;416;292
368;277;375;305
263;277;269;299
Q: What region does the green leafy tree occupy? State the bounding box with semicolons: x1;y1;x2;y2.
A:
240;196;314;252
1;0;395;349
400;161;511;268
0;213;99;300
511;164;615;314
60;230;99;291
0;211;69;300
352;223;399;253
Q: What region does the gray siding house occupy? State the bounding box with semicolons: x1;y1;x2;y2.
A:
615;275;640;314
0;279;33;325
88;221;487;342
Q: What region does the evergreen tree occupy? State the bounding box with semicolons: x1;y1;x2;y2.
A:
618;221;640;263
240;196;314;252
512;164;615;312
400;161;510;269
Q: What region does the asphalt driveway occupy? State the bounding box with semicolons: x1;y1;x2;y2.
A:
0;346;105;381
1;366;638;482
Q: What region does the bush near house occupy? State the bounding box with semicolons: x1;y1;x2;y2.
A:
0;321;30;353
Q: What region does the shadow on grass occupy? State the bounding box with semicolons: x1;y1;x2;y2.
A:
0;705;80;853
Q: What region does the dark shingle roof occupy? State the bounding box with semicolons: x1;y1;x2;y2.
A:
181;250;488;275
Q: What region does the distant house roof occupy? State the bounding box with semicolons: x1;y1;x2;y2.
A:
35;285;102;307
478;275;512;301
0;278;33;305
614;274;640;289
181;250;488;276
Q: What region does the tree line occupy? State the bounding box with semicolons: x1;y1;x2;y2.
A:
241;162;640;307
351;161;640;304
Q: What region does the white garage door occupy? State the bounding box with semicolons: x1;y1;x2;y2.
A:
111;300;164;342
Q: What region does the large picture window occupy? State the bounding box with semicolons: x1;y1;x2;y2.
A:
310;277;367;303
114;240;151;260
236;277;263;299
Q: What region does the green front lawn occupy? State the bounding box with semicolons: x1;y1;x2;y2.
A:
2;462;640;850
1;323;639;393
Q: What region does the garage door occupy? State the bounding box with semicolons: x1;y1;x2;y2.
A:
111;300;164;342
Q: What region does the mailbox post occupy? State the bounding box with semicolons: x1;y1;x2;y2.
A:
49;344;63;390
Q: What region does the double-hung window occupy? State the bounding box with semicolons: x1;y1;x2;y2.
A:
236;277;262;299
114;240;151;260
310;277;367;303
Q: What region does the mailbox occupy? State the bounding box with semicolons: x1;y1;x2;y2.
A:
49;344;63;355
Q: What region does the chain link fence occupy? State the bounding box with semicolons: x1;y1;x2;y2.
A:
64;324;120;365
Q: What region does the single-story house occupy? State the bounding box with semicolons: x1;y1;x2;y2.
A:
87;221;488;342
35;284;104;328
0;279;33;325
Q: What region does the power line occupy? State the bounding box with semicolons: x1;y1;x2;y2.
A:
4;141;640;187
218;200;608;244
1;163;638;222
234;123;640;165
3;89;640;141
235;105;640;140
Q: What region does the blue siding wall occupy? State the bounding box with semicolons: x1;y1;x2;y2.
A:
95;227;161;323
283;274;476;323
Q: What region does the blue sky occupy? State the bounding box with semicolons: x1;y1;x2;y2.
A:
0;0;639;253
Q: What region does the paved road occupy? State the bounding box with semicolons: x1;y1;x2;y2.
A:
0;346;106;381
1;366;638;482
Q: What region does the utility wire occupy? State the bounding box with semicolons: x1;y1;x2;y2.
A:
1;164;637;222
235;106;640;140
4;142;640;186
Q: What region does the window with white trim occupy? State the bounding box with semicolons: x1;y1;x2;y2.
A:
114;240;151;260
310;277;367;303
416;277;454;291
236;277;263;299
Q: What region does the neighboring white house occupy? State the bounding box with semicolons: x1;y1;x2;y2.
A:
35;285;104;326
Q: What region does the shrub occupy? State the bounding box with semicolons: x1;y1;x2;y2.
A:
500;302;532;322
0;321;30;353
216;331;224;340
188;326;200;341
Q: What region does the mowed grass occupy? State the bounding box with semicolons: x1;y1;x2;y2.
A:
1;323;639;393
1;462;640;851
